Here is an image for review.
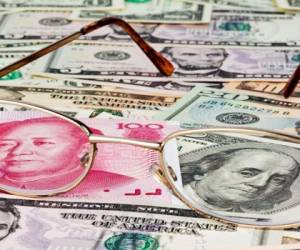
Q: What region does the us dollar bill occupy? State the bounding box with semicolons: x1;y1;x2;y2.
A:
223;80;300;97
146;10;300;47
0;10;86;40
156;86;300;134
0;50;34;80
276;0;300;11
168;123;300;226
1;78;166;119
0;197;294;250
0;40;51;50
3;78;169;120
32;42;299;80
0;78;118;89
37;73;225;94
1;10;299;47
0;83;179;111
0;0;124;10
95;79;222;94
190;0;277;10
48;76;200;95
72;0;212;24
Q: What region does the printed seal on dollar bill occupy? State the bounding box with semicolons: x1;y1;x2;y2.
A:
38;17;71;26
94;51;131;61
105;233;159;250
216;112;260;125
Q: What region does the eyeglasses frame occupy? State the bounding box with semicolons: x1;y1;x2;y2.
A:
1;98;300;230
0;16;299;229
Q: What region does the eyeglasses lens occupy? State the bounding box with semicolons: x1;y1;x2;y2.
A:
163;130;300;227
0;101;92;196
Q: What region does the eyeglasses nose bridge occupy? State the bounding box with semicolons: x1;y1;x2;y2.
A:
88;134;162;151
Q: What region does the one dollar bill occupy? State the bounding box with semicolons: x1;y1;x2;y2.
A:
0;0;124;10
1;10;300;47
72;0;212;24
0;50;34;80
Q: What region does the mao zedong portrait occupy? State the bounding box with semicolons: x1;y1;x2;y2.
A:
0;200;20;241
181;147;300;213
0;117;135;193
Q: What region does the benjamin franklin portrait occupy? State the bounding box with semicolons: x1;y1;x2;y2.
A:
0;200;20;241
180;142;300;214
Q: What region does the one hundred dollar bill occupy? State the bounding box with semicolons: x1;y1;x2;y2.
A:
156;86;300;135
169;121;300;226
32;42;300;80
0;197;295;250
0;0;124;10
276;0;300;11
1;10;300;47
72;0;212;24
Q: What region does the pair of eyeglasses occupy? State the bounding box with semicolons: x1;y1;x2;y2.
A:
0;17;300;229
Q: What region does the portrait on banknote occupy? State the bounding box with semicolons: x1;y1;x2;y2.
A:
161;47;237;77
0;116;160;194
0;200;20;241
0;116;93;190
103;23;158;42
179;142;300;214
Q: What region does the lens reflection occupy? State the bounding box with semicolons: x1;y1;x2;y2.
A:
0;101;91;195
163;130;300;227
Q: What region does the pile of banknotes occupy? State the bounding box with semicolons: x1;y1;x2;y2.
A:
0;0;300;249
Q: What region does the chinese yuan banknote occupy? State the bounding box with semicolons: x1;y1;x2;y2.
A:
0;113;180;205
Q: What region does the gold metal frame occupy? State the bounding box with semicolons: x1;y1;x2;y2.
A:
160;128;300;230
1;99;300;229
0;16;299;230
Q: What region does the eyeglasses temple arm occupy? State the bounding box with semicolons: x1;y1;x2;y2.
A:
283;64;300;98
0;17;174;78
